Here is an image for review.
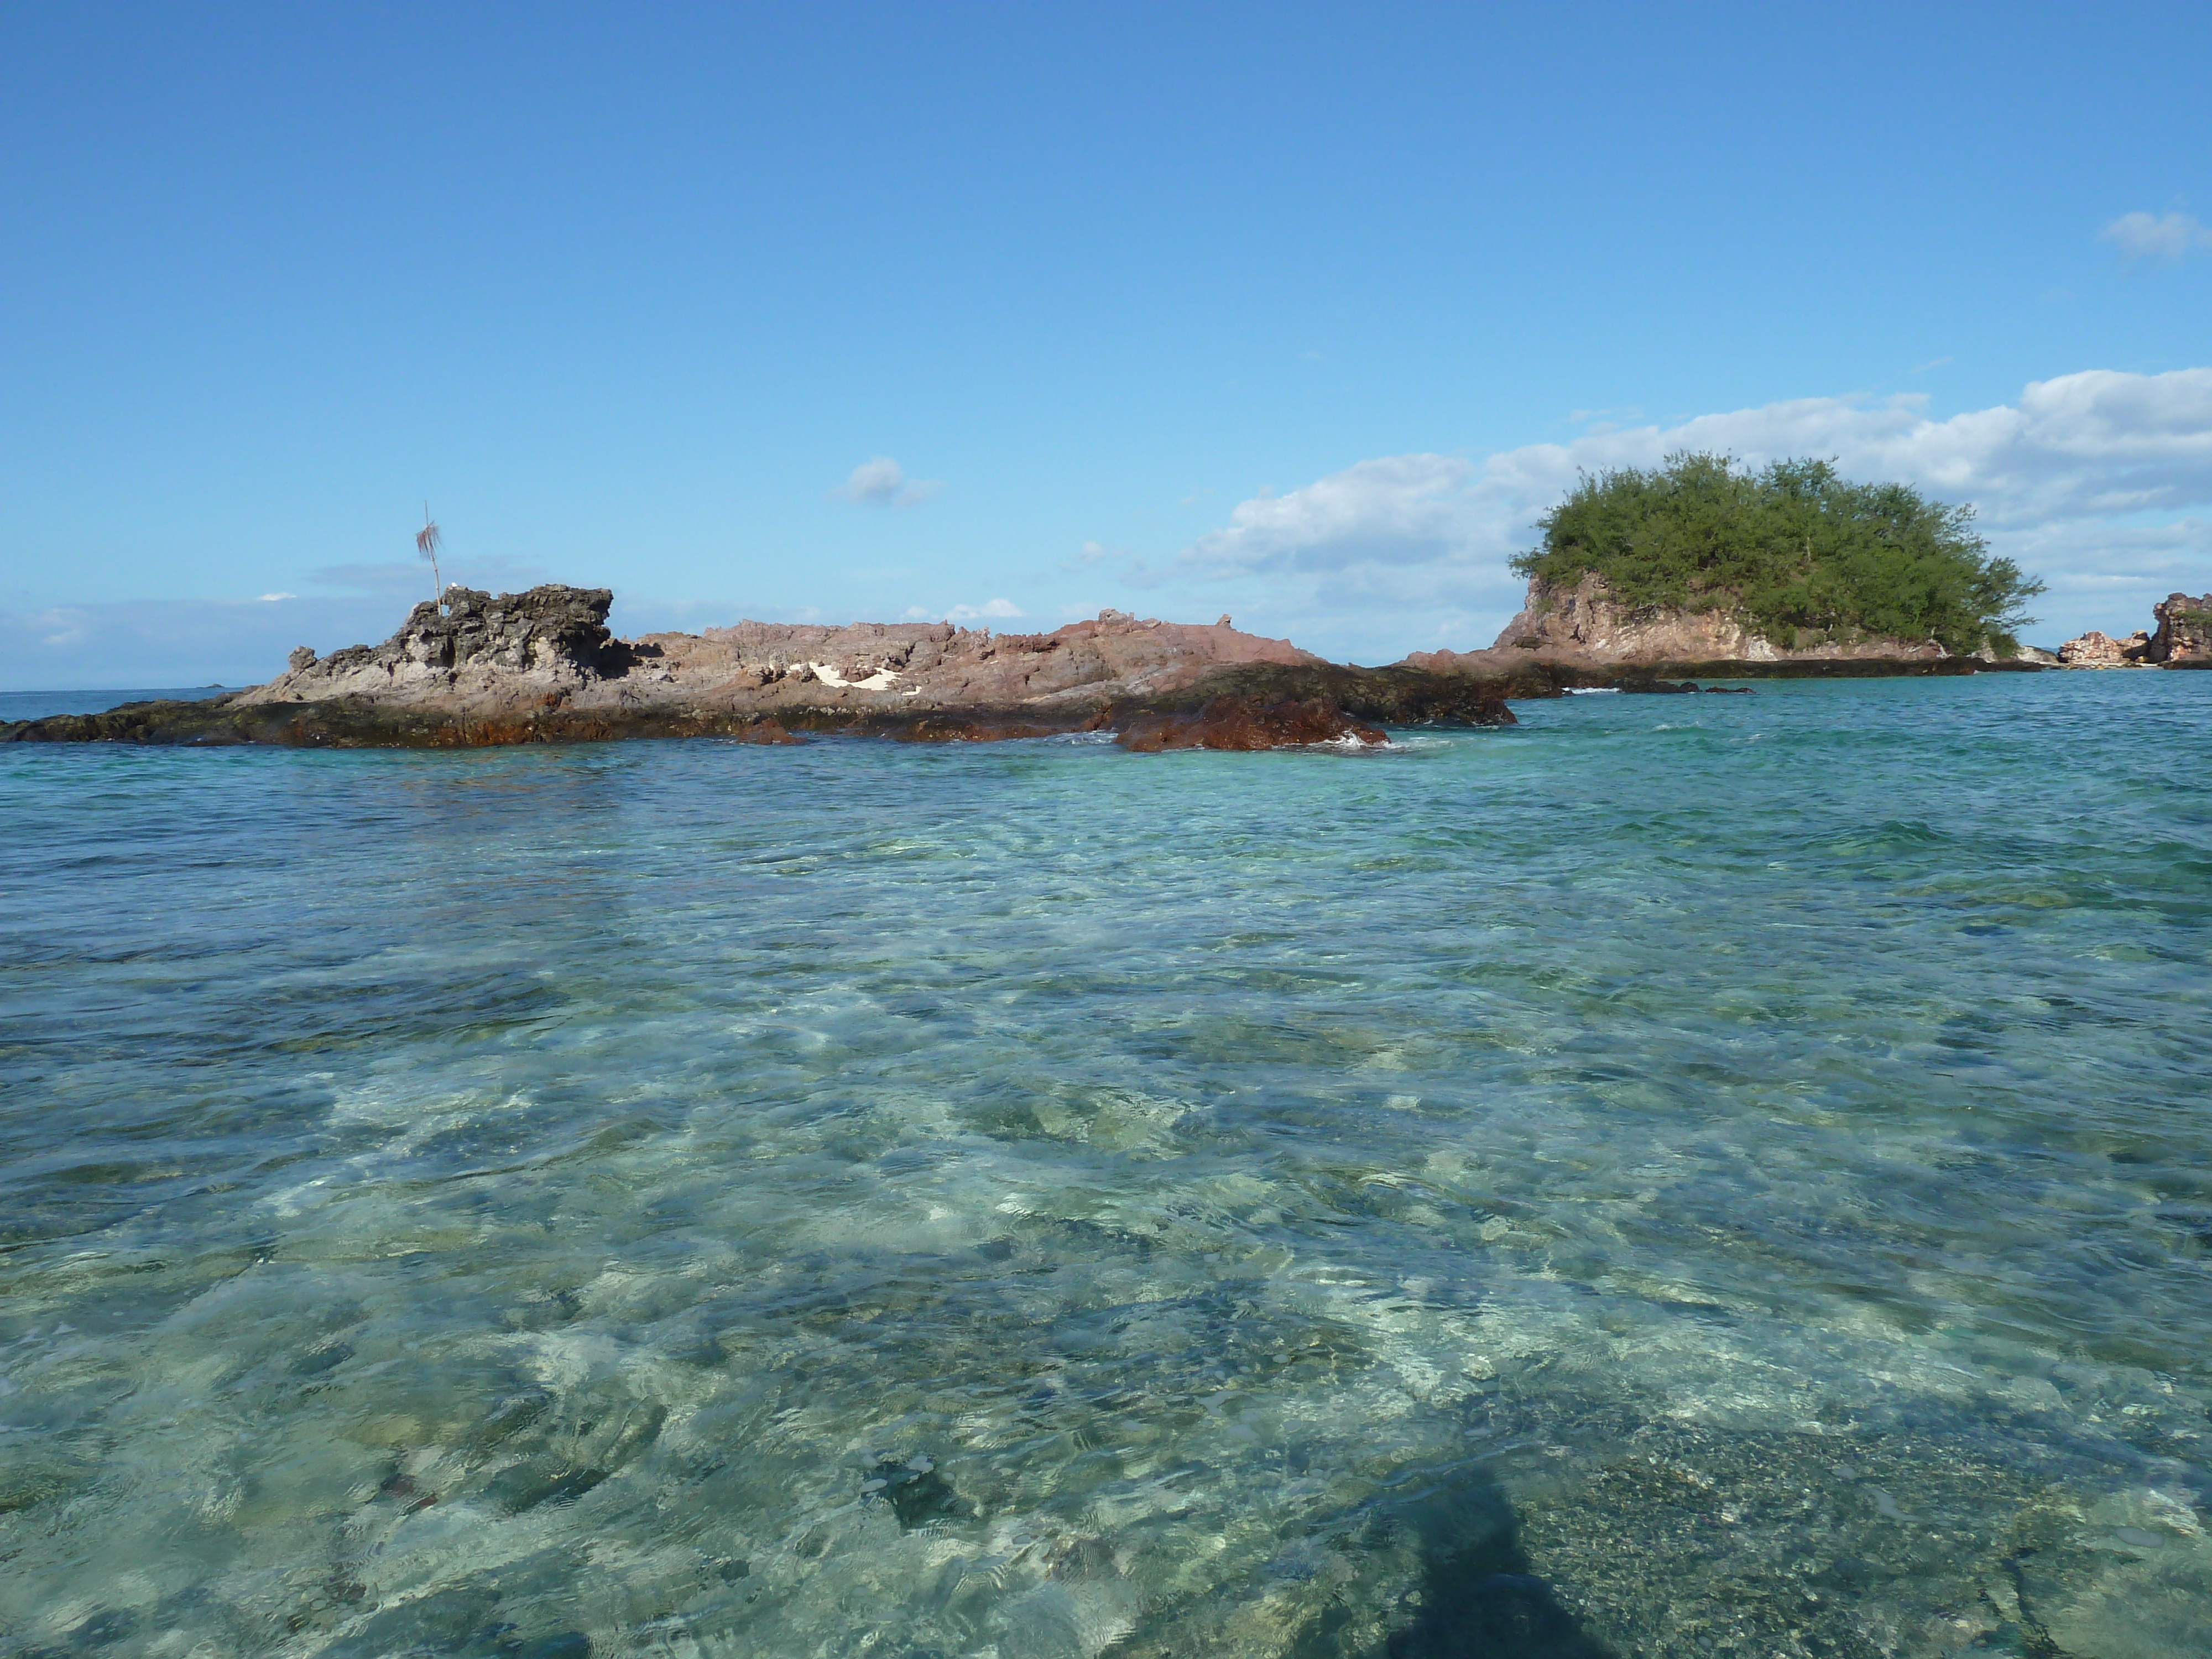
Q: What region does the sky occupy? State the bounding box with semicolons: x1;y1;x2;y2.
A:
3;2;2210;687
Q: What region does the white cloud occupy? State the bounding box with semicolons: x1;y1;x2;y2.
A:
2101;211;2212;263
1186;455;1479;576
32;607;91;649
837;456;943;508
946;597;1024;621
892;598;1027;622
841;457;904;503
257;592;296;602
1173;368;2212;653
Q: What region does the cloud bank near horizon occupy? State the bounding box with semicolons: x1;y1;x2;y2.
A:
7;369;2211;688
0;557;559;691
1166;367;2212;658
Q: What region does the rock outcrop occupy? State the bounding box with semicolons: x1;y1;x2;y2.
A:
1115;695;1389;752
617;608;1322;714
1484;573;1952;668
2057;630;2143;666
2056;594;2210;667
1397;574;2039;680
214;594;1327;723
4;586;1535;749
234;585;633;711
2151;593;2211;663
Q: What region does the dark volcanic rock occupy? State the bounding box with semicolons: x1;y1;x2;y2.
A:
1147;662;1527;726
2;700;807;748
1116;695;1389;752
301;583;630;686
894;715;1092;743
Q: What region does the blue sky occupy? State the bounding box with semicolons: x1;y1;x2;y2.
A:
4;2;2210;685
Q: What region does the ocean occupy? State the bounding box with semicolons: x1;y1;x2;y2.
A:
3;672;2208;1657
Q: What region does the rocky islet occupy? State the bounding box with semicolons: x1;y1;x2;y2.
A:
1;586;1532;749
11;578;2207;753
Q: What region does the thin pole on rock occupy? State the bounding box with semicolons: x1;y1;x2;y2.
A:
416;505;444;605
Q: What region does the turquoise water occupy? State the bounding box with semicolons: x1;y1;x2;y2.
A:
3;674;2209;1658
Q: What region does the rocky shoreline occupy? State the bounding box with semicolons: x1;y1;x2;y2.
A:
16;576;2196;755
1;587;1545;752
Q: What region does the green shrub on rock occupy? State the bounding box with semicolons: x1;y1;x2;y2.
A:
1514;452;2044;656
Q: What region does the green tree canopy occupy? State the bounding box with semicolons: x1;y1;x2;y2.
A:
1512;452;2044;656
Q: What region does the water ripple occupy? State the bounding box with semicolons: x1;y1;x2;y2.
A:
2;672;2210;1656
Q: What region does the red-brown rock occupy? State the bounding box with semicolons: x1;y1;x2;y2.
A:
2151;593;2212;663
2058;629;2151;665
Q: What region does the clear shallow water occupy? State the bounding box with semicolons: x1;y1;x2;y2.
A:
3;674;2209;1659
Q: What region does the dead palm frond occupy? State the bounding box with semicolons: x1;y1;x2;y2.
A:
416;504;444;600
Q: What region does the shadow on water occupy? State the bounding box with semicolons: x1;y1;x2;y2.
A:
1292;1472;1618;1659
1385;1499;1616;1659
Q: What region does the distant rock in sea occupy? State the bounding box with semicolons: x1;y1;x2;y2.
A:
2058;630;2144;667
2057;593;2211;669
1116;695;1390;752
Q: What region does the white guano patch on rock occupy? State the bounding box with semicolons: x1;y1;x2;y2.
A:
807;662;902;691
